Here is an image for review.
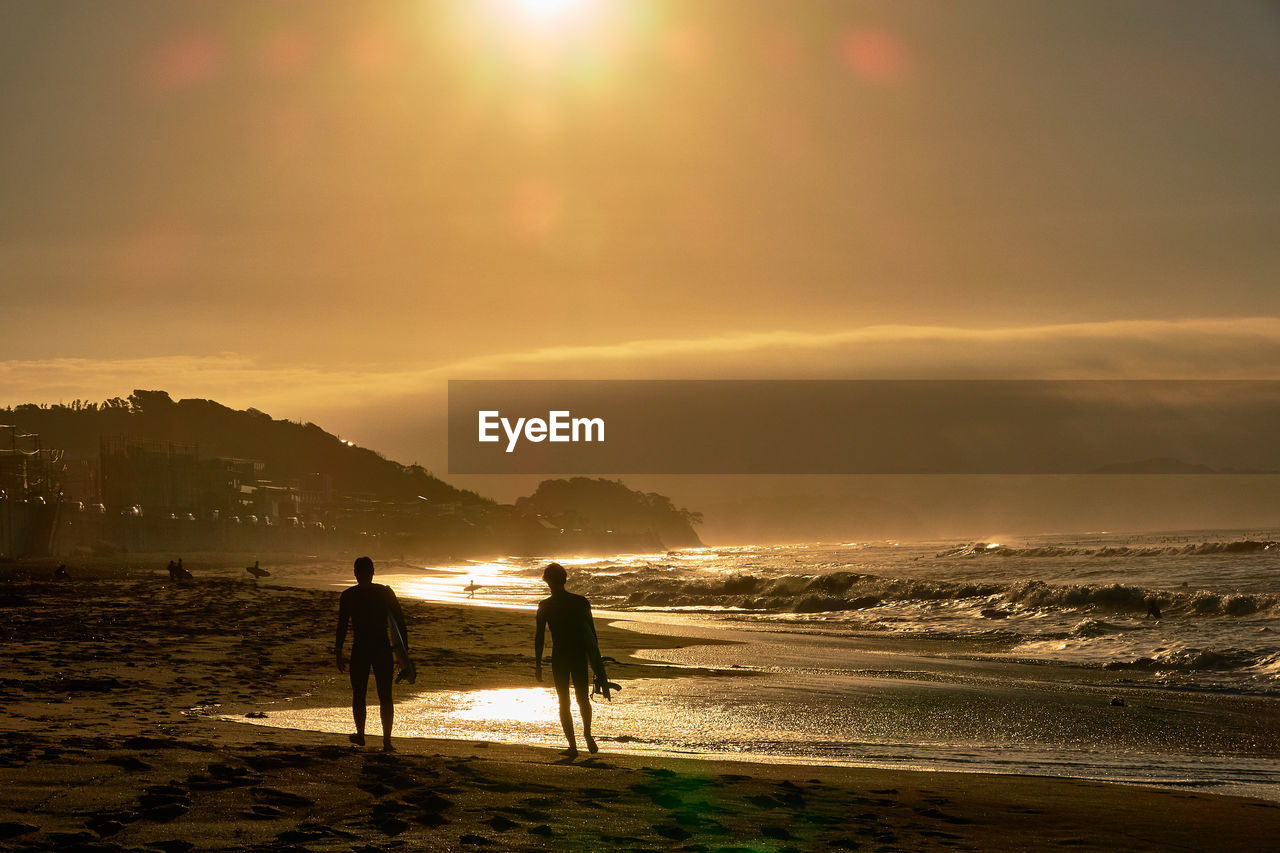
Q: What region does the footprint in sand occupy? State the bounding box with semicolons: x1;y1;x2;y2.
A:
243;804;286;820
138;784;191;822
520;796;555;807
46;832;101;847
84;813;128;837
747;794;784;809
414;811;450;828
0;823;38;842
357;780;393;797
275;827;329;844
483;815;519;832
372;816;410;836
404;790;453;814
251;787;315;809
105;754;151;771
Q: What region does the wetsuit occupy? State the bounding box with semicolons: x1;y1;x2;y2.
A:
535;591;602;699
335;582;405;713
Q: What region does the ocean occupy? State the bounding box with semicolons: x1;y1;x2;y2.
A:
254;528;1280;799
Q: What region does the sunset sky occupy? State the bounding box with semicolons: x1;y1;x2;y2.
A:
3;0;1280;502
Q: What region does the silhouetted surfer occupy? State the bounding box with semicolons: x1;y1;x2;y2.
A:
535;562;612;758
335;556;407;752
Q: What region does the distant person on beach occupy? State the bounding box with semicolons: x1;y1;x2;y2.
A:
535;562;611;758
335;556;407;752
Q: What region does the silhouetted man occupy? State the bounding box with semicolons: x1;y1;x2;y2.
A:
535;562;607;757
335;556;406;752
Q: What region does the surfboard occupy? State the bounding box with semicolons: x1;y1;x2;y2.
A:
584;611;620;700
388;604;416;684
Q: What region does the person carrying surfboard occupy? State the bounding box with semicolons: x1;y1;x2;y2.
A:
534;562;617;758
335;556;409;752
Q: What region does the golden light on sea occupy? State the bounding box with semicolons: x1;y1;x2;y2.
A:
450;688;561;726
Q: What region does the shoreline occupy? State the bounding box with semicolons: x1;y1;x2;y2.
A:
2;559;1279;850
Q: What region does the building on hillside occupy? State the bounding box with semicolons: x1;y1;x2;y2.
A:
99;436;201;511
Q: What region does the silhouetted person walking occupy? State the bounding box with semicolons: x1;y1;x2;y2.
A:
535;562;608;757
335;556;406;752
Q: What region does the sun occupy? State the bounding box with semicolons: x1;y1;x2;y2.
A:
455;0;620;78
517;0;578;14
510;0;584;25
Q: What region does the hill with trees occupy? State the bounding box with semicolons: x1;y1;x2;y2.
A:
3;392;704;557
515;477;703;548
2;390;487;506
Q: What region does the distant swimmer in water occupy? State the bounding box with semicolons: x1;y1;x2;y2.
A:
335;556;408;752
246;560;270;579
1146;597;1163;619
534;562;615;758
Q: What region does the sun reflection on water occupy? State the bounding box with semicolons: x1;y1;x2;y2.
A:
449;687;560;725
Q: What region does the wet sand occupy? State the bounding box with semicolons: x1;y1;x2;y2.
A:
2;559;1278;851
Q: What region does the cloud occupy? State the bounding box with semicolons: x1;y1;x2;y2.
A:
5;318;1280;421
438;317;1280;381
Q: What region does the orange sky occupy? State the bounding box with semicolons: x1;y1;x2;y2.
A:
3;0;1280;484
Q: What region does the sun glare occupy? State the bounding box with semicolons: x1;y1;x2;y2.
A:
515;0;580;18
451;688;560;724
502;0;589;32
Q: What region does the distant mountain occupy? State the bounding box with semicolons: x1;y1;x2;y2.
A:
515;477;704;548
2;390;489;505
4;392;710;557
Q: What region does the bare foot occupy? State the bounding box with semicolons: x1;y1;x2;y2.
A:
586;736;599;754
348;733;365;746
382;742;396;753
560;746;578;759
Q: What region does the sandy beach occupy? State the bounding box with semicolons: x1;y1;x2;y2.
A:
2;559;1278;852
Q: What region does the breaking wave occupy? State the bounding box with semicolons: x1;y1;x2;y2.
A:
935;540;1279;559
1103;647;1269;674
574;568;1277;618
